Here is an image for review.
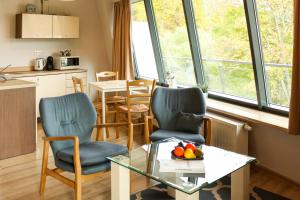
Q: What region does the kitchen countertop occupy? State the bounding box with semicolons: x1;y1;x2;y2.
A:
3;68;87;78
0;79;36;90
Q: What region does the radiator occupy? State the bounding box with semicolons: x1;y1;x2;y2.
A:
207;113;251;155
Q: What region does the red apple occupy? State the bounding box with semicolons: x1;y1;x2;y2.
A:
185;143;196;152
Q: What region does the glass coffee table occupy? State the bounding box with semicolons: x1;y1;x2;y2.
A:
107;137;255;200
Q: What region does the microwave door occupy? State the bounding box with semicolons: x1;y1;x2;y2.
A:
67;58;79;66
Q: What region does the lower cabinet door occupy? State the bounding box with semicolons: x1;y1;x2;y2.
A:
18;74;66;117
36;74;66;116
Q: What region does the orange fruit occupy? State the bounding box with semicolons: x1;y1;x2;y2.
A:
174;146;184;157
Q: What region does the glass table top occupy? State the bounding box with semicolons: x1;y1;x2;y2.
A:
107;137;255;195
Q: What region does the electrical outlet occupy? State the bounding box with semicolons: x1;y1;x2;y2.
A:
33;50;42;59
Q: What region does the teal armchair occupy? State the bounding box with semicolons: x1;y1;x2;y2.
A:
39;93;128;200
145;87;212;145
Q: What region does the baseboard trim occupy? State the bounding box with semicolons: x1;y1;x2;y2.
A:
254;164;300;187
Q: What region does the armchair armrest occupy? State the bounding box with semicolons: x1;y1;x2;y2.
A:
144;115;155;144
43;135;82;174
203;116;212;145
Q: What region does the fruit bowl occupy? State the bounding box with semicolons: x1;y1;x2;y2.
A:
171;141;204;160
171;150;203;160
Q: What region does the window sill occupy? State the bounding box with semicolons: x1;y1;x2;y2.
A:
207;98;289;132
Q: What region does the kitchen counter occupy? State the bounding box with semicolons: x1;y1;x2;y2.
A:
0;79;36;90
4;68;87;78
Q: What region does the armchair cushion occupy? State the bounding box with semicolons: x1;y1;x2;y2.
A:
56;141;128;167
56;158;111;175
175;112;204;134
150;130;205;144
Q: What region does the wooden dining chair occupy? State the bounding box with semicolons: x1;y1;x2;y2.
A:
95;71;126;104
95;71;126;138
72;76;110;138
72;77;84;93
116;80;156;150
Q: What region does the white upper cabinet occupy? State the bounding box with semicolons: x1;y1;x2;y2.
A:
16;14;53;38
53;16;80;39
16;14;80;39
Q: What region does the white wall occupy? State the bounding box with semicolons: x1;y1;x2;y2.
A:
96;0;115;67
0;0;111;82
249;123;300;184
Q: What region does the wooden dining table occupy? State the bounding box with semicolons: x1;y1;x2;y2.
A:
88;80;128;140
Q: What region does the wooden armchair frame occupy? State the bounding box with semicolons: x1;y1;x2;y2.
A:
144;115;212;145
39;122;128;200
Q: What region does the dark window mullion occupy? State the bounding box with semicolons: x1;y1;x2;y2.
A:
243;0;268;108
143;0;165;82
182;0;205;85
132;46;140;79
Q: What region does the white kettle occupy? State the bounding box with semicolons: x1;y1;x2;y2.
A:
34;58;46;71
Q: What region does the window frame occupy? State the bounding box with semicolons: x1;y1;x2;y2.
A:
130;0;290;116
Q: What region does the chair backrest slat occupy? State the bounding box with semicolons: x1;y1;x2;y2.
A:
96;71;118;82
128;100;151;105
128;94;152;98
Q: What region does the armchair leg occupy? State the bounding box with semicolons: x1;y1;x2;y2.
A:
75;178;82;200
40;140;49;194
127;123;134;150
74;138;82;200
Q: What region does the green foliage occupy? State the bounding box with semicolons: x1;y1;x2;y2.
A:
197;83;208;93
131;0;293;107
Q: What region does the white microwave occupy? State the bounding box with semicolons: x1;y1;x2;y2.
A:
54;56;80;70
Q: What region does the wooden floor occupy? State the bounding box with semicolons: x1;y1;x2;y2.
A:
0;124;300;200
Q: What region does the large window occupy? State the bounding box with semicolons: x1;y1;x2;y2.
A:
152;0;197;85
256;0;293;107
132;1;158;79
193;0;257;101
131;0;294;114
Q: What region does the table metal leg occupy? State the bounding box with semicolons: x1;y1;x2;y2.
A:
231;164;250;200
111;162;130;200
101;91;106;140
175;190;199;200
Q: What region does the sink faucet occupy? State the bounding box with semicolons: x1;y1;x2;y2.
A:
0;65;11;81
